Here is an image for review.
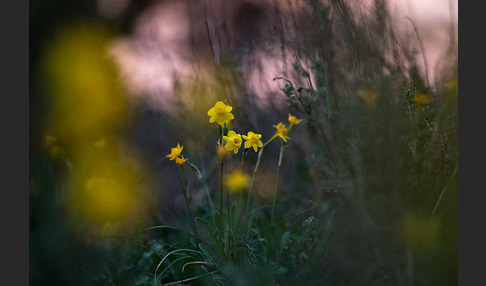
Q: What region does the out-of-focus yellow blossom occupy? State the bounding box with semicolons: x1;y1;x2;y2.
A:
357;89;378;108
226;171;248;194
445;77;458;93
273;122;291;142
288;114;302;130
242;131;263;152
175;155;188;165
207;101;234;126
83;176;135;224
223;130;242;154
166;143;184;161
93;137;108;148
413;92;433;105
217;145;229;158
288;114;302;126
402;214;441;251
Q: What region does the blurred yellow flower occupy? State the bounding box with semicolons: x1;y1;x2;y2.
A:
166;143;183;160
93;137;108;148
273;122;290;142
445;77;458;93
217;144;229;158
288;114;302;127
413;92;433;105
402;214;441;251
223;130;242;154
242;131;263;152
207;101;234;126
226;171;248;193
175;155;188;165
357;89;378;108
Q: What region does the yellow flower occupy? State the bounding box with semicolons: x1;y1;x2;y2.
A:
217;145;229;158
175;155;188;165
273;122;290;142
226;171;248;194
242;131;263;152
413;93;433;105
207;101;235;126
288;114;302;131
93;137;108;148
223;130;242;154
288;114;302;126
166;143;183;160
402;214;441;251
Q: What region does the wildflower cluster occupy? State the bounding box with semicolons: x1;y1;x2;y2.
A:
166;143;188;165
206;101;265;155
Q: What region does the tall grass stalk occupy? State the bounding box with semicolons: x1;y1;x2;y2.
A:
218;125;224;213
246;135;277;237
271;142;286;224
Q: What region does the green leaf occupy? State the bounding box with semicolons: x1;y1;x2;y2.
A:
230;202;241;234
214;211;226;236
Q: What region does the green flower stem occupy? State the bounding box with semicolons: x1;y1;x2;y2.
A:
225;156;230;214
186;160;215;219
241;148;248;174
218;125;224;213
246;134;277;237
271;142;287;224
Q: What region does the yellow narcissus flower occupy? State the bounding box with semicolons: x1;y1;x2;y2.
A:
413;93;433;105
288;114;302;126
288;114;302;131
166;143;183;161
226;171;248;194
207;101;234;126
223;130;242;154
273;122;290;142
175;155;188;165
242;131;263;152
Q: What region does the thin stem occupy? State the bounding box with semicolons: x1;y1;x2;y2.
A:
225;156;230;214
271;142;286;224
219;125;224;213
431;164;458;218
241;148;248;174
186;160;215;219
246;134;277;238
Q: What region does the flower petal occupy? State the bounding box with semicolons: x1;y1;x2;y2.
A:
244;141;252;149
207;107;215;116
224;143;233;151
